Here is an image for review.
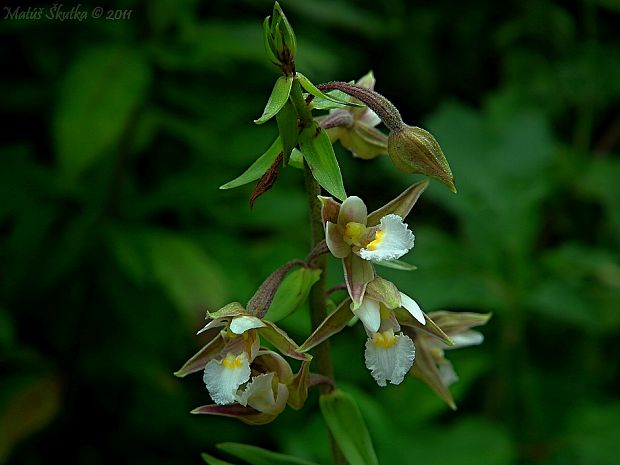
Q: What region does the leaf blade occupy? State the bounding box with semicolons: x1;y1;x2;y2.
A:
299;125;347;201
319;389;379;465
220;138;282;189
255;76;294;125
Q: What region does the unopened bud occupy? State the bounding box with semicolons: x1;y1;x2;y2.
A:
263;2;297;74
388;126;456;193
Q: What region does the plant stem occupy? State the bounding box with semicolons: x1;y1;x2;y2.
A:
291;75;347;465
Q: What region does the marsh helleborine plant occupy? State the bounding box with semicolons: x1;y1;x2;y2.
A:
177;3;489;464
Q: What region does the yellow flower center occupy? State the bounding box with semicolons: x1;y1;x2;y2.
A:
373;330;396;349
366;230;385;251
222;353;244;369
344;222;368;246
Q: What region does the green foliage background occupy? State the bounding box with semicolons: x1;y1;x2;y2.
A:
1;0;619;464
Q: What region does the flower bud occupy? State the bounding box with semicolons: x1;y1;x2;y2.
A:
388;126;456;193
263;2;296;74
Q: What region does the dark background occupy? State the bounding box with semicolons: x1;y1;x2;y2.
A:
1;0;619;464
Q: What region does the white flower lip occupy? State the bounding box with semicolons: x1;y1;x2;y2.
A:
203;352;251;405
358;214;415;261
364;331;416;386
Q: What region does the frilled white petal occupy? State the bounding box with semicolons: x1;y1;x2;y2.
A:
400;292;425;325
229;315;266;335
203;352;251;405
235;373;276;412
448;330;484;349
364;331;415;386
358;214;414;261
352;297;381;333
438;359;459;387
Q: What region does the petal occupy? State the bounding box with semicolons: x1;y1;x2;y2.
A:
357;109;381;128
399;292;425;325
235;373;276;412
438;359;459;387
359;214;414;261
326;222;351;258
338;196;368;228
364;332;415;386
229;315;266;335
447;330;484;349
355;71;376;90
352;297;381;333
319;196;341;225
203;352;251;405
343;253;374;308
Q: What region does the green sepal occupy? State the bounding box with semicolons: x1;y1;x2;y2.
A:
395;308;453;346
319;389;379;465
366;179;429;226
300;298;352;352
297;73;363;107
206;302;247;320
258;321;311;361
275;99;298;165
365;277;401;309
427;311;492;335
298;123;347;201
265;268;322;323
255;76;294;125
174;333;225;377
216;442;319;465
287;360;311;410
220;137;282;189
405;329;457;410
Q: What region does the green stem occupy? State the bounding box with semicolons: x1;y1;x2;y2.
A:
291;75;347;465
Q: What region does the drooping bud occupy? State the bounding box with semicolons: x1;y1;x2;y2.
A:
317;81;456;192
388;126;456;193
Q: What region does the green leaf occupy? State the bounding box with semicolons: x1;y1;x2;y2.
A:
372;259;418;271
298;124;347;201
217;442;319;465
319;389;379;465
201;453;236;465
275;100;298;165
54;46;151;177
220;138;282;189
265;268;322;322
308;89;355;110
297;73;362;107
255;76;294;124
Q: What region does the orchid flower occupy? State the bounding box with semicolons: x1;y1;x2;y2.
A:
405;311;491;409
174;302;311;424
320;180;428;307
318;71;389;160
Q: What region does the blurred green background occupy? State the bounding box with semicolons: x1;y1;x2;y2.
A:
1;0;620;464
